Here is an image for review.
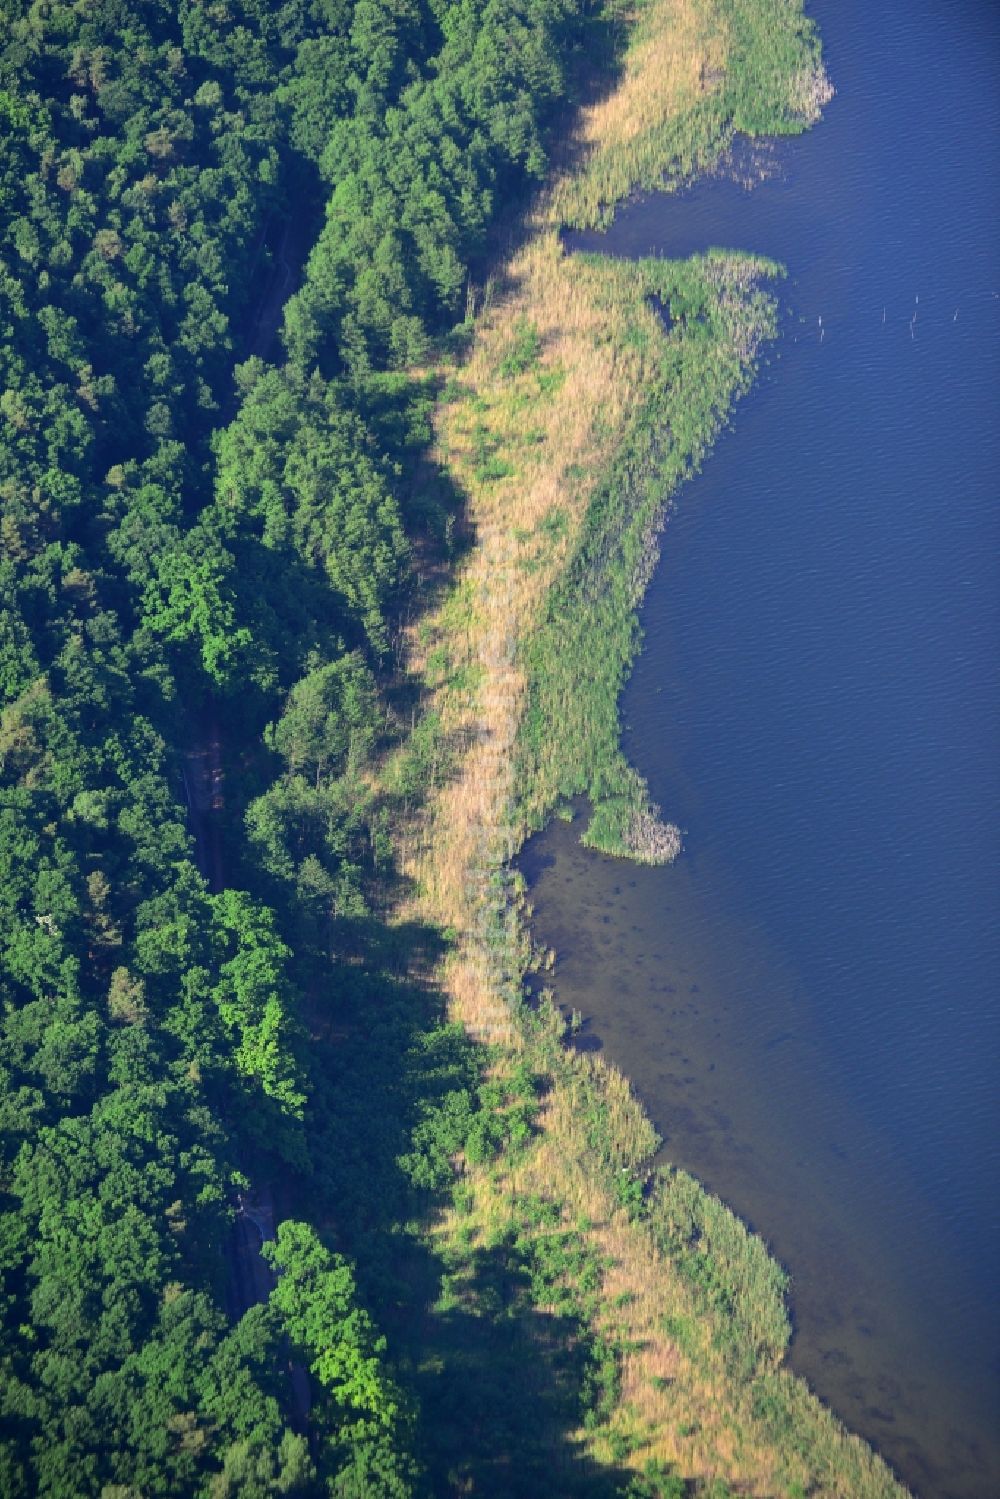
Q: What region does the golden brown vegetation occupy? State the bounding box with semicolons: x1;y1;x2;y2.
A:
391;0;906;1491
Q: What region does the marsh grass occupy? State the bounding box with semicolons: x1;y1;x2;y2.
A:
389;0;906;1491
517;250;781;860
553;0;833;230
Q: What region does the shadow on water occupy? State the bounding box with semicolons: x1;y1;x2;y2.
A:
521;1;1000;1495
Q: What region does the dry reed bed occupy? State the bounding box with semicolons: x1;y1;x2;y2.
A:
402;229;662;1044
394;0;908;1491
549;0;723;227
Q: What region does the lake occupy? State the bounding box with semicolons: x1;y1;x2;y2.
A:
521;1;1000;1494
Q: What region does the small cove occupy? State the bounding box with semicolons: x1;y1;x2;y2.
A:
522;1;1000;1494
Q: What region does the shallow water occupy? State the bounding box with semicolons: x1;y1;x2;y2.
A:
521;2;1000;1494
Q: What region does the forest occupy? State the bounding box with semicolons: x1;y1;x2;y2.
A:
0;0;612;1492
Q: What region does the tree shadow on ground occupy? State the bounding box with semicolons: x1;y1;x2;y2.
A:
283;905;634;1497
406;1239;630;1498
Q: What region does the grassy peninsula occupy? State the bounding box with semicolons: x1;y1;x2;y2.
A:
0;0;906;1492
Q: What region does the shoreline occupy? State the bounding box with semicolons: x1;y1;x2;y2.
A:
393;0;909;1489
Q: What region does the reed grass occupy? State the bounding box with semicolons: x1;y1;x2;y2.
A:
517;250;781;860
392;0;906;1491
553;0;832;229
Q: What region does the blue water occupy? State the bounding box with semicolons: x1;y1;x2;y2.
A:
524;2;1000;1493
